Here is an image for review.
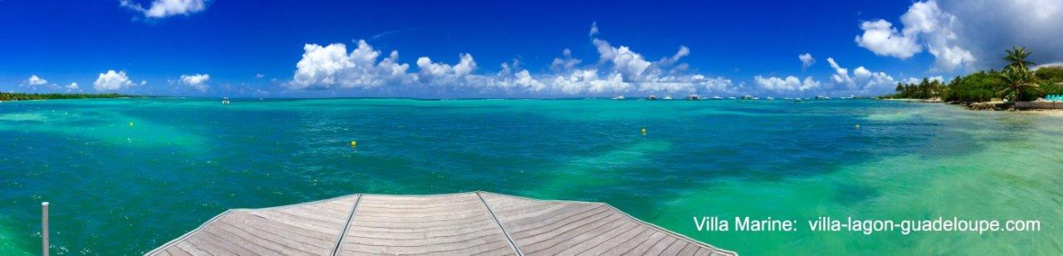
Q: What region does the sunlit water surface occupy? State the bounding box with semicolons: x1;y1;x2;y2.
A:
0;98;1060;255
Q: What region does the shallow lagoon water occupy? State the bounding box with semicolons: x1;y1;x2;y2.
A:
0;98;1060;255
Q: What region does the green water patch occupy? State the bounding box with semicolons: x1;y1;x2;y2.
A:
0;105;208;152
0;215;33;256
526;140;671;199
0;112;48;122
649;132;1063;255
861;107;931;122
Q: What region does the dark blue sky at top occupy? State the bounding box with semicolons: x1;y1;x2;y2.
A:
0;0;941;97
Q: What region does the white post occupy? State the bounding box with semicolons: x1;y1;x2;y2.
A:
42;202;49;256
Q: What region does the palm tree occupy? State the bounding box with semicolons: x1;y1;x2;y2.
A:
997;66;1038;102
1004;46;1035;71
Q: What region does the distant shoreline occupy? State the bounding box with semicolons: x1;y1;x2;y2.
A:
0;92;132;101
880;98;943;103
881;97;1063;113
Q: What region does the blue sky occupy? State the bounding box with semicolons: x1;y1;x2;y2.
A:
2;0;1061;98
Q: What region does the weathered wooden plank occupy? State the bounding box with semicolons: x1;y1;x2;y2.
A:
250;211;343;233
622;230;672;255
205;219;305;255
352;210;488;222
342;225;500;243
181;198;355;256
346;224;499;240
359;194;479;206
276;200;351;216
345;222;497;234
505;204;607;238
600;226;655;255
660;238;690;255
184;233;241;255
194;219;283;255
340;245;515;256
479;192;737;256
354;207;487;217
556;221;640;255
521;211;625;254
643;236;679;255
347;215;491;230
336;193;516;256
499;204;595;228
172;241;207;256
159;243;193;256
354;198;482;209
678;243;701;255
151;192;736;256
693;247;714;256
339;234;511;255
218;215;333;252
511;205;613;245
345;231;505;249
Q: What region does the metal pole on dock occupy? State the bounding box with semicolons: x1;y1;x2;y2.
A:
42;202;49;256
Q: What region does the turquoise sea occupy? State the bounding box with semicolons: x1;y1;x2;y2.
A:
0;98;1061;255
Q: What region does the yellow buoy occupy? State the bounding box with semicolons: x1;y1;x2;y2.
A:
129;122;133;128
640;128;647;135
350;140;357;147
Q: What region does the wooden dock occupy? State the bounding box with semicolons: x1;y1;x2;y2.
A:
148;192;736;255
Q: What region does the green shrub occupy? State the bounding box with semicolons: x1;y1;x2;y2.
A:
1035;66;1063;82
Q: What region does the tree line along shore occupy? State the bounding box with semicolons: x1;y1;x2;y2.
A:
881;46;1063;110
0;92;129;101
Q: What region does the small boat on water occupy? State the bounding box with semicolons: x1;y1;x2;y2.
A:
686;94;702;100
766;97;775;101
663;96;673;100
647;95;658;100
222;97;230;105
711;96;723;100
612;95;625;100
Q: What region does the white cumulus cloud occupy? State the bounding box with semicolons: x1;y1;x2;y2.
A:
66;82;79;91
416;53;477;77
827;57;851;85
799;53;816;71
93;70;133;91
855;0;1005;71
550;48;582;72
286;23;736;97
592;38;653;81
854;20;923;59
290;40;412;90
26;75;47;86
550;69;631;94
825;57;897;93
754;76;820;91
121;0;208;18
180;73;210;91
